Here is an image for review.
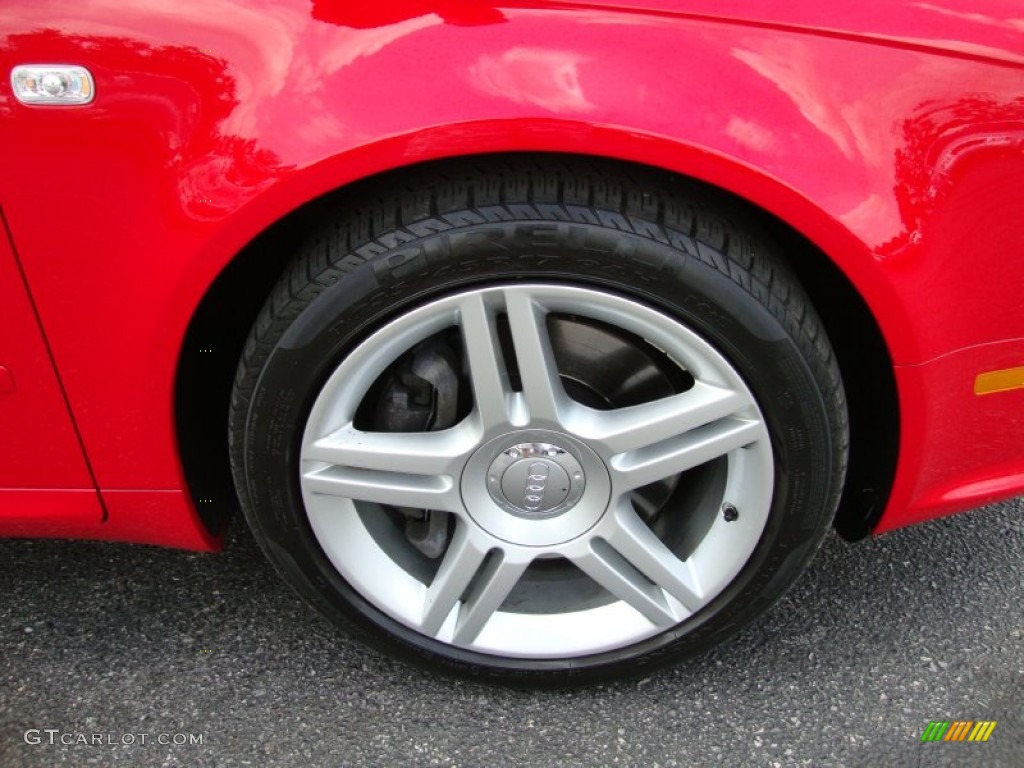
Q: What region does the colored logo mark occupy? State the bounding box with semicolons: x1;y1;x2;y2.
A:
920;721;997;742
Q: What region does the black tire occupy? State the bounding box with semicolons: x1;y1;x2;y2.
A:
229;157;848;685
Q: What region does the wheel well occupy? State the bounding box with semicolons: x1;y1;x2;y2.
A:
173;201;325;533
758;214;899;541
174;152;898;540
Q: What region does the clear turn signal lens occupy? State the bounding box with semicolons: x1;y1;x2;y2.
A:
11;65;95;105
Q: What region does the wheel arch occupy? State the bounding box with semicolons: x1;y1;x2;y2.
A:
174;149;899;541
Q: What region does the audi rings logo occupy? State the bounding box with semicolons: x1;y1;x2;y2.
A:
522;461;551;511
486;440;584;519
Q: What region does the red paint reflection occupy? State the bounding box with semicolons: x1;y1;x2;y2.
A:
883;95;1024;258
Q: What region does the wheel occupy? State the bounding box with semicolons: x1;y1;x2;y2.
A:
229;158;848;684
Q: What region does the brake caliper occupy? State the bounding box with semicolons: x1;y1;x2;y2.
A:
374;338;460;558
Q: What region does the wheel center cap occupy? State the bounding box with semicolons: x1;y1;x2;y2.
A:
487;443;585;519
463;430;609;546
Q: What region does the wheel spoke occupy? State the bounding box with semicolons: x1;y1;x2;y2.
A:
451;551;530;645
459;293;514;430
305;422;475;475
601;500;704;613
503;289;566;425
572;540;679;626
302;421;473;511
420;524;489;636
610;417;762;491
570;382;749;455
301;464;462;512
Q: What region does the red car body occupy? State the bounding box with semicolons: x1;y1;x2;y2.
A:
1;0;1022;551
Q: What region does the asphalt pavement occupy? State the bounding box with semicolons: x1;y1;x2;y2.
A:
1;499;1021;767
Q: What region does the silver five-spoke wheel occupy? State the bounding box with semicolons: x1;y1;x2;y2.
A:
300;284;773;658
